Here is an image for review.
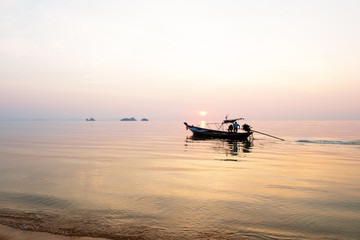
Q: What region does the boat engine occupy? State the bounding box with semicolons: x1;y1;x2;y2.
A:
242;124;252;132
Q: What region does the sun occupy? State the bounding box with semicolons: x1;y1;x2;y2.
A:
199;111;207;116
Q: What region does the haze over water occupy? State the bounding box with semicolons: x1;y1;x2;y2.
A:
1;1;360;121
0;121;359;239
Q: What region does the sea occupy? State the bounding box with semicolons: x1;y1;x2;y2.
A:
0;121;359;240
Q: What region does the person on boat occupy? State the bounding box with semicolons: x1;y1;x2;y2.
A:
228;124;233;132
233;121;240;133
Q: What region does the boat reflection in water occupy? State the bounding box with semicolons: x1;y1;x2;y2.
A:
185;135;253;161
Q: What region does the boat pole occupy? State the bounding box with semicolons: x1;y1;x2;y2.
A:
252;130;285;141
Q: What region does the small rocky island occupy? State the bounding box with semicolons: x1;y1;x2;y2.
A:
86;118;95;121
120;117;137;121
120;117;149;121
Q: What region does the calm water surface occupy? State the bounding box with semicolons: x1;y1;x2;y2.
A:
0;121;359;239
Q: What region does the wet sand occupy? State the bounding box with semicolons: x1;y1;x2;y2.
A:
0;224;111;240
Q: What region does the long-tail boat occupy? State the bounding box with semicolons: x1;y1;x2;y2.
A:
184;117;253;140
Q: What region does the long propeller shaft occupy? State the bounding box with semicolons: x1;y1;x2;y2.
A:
252;130;285;141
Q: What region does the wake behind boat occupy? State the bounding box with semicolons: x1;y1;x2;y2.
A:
184;117;253;140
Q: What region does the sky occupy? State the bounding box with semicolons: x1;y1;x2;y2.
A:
1;0;360;121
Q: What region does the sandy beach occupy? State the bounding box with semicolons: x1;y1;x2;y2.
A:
0;224;111;240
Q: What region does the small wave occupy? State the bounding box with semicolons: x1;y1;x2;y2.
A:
0;208;181;240
0;192;75;210
296;139;360;145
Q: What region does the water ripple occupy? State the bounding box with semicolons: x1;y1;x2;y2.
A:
0;192;75;209
296;139;360;145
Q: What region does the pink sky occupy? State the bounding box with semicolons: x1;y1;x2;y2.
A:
1;0;360;121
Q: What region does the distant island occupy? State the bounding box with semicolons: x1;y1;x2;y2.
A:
120;117;150;121
86;118;95;121
120;117;137;121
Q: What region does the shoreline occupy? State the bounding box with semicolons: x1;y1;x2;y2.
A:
0;224;111;240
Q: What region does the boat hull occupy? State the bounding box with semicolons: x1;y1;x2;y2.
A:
184;122;253;140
